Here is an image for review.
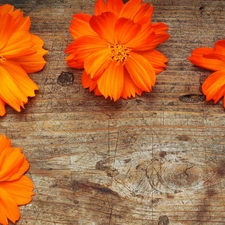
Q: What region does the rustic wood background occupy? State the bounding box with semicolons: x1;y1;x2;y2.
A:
1;0;225;224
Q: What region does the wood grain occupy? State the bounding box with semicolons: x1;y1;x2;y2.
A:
1;0;225;224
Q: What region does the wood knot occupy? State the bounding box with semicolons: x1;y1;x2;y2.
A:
95;160;119;177
146;158;216;194
57;72;74;86
179;94;205;103
158;215;169;225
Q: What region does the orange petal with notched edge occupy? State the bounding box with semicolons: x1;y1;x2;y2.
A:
0;4;30;32
121;68;143;99
0;99;6;117
202;70;225;104
82;71;102;96
0;61;38;112
82;70;97;91
89;12;117;44
133;3;154;24
70;14;96;39
12;34;48;73
0;147;29;182
94;0;124;16
188;51;225;71
125;52;156;92
214;40;225;54
0;176;34;205
136;49;168;74
0;13;16;50
1;31;34;59
84;49;111;79
65;35;108;68
114;17;141;44
97;62;124;101
0;187;20;224
0;135;11;153
120;0;142;20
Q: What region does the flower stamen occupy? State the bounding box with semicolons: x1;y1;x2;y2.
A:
109;43;131;65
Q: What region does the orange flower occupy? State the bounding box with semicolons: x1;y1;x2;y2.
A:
0;134;34;225
188;40;225;107
0;4;48;116
66;0;169;101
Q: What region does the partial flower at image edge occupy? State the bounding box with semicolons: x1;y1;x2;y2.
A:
188;40;225;108
0;134;34;225
0;4;48;116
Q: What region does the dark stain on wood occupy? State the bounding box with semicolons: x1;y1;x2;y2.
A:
179;94;206;103
72;180;120;197
176;135;190;141
166;194;175;199
216;160;225;177
158;215;169;225
57;72;74;86
159;151;167;158
207;189;217;197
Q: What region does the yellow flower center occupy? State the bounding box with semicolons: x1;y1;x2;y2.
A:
109;43;131;65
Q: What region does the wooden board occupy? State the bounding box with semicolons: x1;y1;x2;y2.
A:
1;0;225;224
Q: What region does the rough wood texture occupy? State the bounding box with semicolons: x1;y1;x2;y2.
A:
1;0;225;224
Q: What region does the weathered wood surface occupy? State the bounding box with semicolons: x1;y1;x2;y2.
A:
1;0;225;224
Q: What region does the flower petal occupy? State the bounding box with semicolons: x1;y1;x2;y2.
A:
0;4;14;14
125;52;156;92
114;18;141;44
126;23;169;51
0;13;16;50
0;4;30;32
188;48;225;71
1;31;34;59
65;35;108;69
94;0;107;15
0;205;8;225
0;147;29;182
82;70;98;92
69;13;96;39
214;40;225;54
84;49;111;79
0;65;27;111
0;99;6;117
94;0;124;16
12;34;48;73
1;176;34;205
97;62;124;101
89;12;117;44
0;60;38;112
0;187;20;224
136;49;168;74
120;0;142;20
0;135;11;154
202;70;225;104
133;3;154;24
121;68;143;99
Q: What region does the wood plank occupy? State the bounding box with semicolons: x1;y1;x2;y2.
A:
1;0;225;224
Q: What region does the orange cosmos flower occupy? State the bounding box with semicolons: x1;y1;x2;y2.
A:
188;40;225;108
65;0;170;101
0;134;34;225
0;4;48;116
